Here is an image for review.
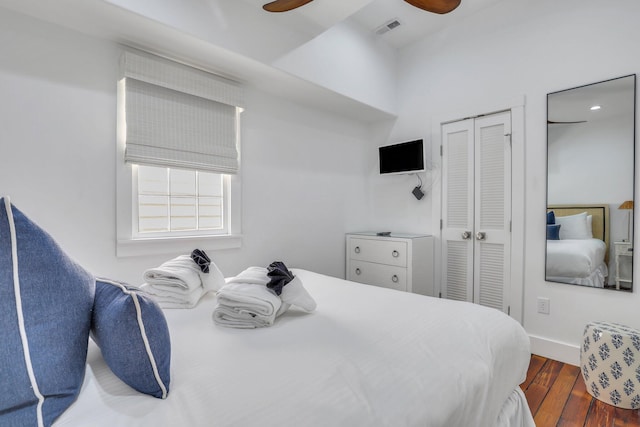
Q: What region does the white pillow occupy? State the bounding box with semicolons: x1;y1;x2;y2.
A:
556;212;591;239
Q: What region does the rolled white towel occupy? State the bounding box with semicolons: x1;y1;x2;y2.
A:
143;255;201;292
214;282;282;328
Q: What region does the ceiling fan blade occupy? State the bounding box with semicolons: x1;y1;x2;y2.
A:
547;120;588;124
404;0;461;14
263;0;314;13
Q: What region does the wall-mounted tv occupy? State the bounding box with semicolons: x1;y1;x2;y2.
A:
379;139;425;175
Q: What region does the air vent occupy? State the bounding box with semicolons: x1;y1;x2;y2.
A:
375;19;401;35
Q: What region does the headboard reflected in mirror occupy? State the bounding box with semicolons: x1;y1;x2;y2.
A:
546;205;611;289
548;205;609;254
546;74;636;291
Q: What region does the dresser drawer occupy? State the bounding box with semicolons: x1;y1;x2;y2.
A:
348;260;407;292
348;238;407;267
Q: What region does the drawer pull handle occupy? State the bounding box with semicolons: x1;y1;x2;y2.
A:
392;250;399;258
392;275;399;283
355;268;361;275
354;246;361;254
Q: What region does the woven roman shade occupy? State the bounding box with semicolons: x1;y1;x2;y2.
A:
120;50;243;174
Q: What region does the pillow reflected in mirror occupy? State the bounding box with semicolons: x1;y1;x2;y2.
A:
555;212;591;239
547;224;561;240
547;211;556;225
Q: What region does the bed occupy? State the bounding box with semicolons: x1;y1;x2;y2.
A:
546;204;610;287
54;269;534;427
1;198;533;427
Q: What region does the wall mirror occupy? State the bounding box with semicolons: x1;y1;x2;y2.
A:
546;74;636;291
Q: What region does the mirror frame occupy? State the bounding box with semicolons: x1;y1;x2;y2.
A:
545;74;637;291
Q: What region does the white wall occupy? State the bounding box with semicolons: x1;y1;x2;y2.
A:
378;0;640;364
0;9;372;285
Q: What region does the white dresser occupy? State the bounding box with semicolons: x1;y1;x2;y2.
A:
346;232;434;296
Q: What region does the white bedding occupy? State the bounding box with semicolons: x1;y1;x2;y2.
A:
546;238;607;283
55;269;532;427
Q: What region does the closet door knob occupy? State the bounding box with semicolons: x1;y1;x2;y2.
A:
462;231;472;240
354;246;361;254
476;231;486;241
392;275;399;283
355;268;361;275
392;250;399;258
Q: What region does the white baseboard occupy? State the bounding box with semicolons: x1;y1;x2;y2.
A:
529;334;581;366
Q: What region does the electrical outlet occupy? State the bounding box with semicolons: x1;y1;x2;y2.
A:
537;297;550;314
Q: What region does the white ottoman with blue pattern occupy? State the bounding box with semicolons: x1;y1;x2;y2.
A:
581;321;640;409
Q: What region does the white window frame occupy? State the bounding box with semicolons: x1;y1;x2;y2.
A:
116;159;242;258
116;74;242;258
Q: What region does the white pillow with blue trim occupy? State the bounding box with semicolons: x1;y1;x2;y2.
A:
0;197;95;427
91;278;171;398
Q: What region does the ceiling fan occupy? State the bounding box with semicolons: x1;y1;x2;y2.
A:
263;0;461;14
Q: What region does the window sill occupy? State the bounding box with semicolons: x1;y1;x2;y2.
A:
116;234;242;258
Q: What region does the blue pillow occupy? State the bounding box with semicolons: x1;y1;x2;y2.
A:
547;224;561;240
91;279;171;398
0;197;95;426
547;211;556;225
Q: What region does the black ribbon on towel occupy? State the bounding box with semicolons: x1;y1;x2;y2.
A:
191;249;211;273
266;261;294;296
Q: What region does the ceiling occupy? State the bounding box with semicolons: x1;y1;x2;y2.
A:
238;0;506;49
0;0;509;121
349;0;505;49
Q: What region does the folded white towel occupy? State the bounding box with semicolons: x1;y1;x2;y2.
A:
143;253;226;309
144;255;202;292
228;267;316;312
140;283;204;309
226;266;271;286
213;266;316;328
213;283;282;329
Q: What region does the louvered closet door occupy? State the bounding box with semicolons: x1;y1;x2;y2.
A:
473;112;511;312
441;119;475;302
441;112;511;314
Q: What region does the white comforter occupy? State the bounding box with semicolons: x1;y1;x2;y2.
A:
55;269;531;427
546;238;606;279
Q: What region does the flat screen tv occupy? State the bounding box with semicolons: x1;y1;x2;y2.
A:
379;139;425;175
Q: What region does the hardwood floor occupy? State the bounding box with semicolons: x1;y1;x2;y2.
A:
521;354;640;427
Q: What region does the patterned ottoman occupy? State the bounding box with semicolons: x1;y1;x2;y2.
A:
581;321;640;409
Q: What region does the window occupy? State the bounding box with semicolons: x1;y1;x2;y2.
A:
135;166;227;237
116;49;243;257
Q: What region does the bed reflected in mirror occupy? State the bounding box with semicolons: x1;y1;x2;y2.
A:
546;75;636;291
